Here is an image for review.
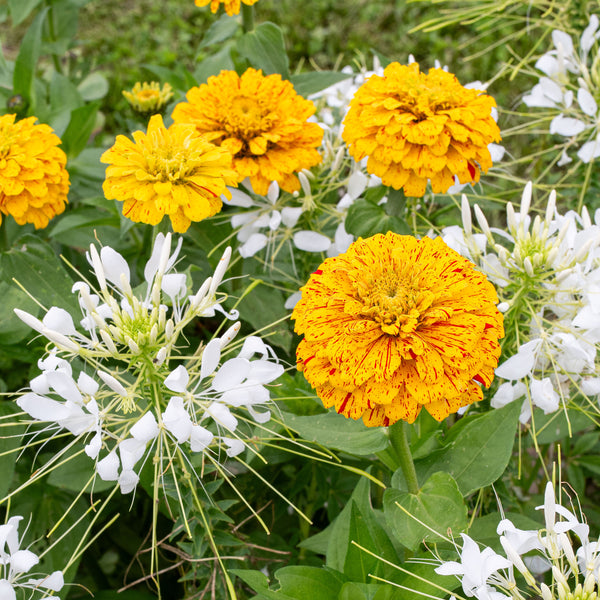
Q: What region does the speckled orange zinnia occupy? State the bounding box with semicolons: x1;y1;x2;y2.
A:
342;62;501;197
101;114;238;233
0;114;69;229
195;0;258;16
171;68;323;196
291;232;504;426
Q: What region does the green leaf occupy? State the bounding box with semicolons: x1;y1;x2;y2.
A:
339;582;396;600
235;280;292;352
8;0;42;26
0;234;78;315
77;71;109;101
234;566;347;600
391;557;460;600
237;22;290;78
283;411;389;455
414;401;521;496
0;402;24;500
533;407;592;444
48;207;120;240
199;13;240;48
0;281;41;344
276;567;347;600
345;199;410;238
384;472;468;551
61;101;100;159
50;71;83;113
194;45;235;85
343;501;383;583
47;448;115;493
13;7;49;112
11;481;91;579
327;477;372;572
290;71;353;97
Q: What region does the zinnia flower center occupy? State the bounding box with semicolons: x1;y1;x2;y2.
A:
145;143;193;182
355;271;435;335
224;95;274;140
137;89;160;101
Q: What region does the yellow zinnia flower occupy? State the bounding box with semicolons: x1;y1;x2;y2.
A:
171;68;324;196
101;114;238;233
195;0;258;16
0;114;69;229
342;62;501;197
291;232;504;427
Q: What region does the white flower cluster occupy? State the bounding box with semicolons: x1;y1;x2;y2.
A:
523;15;600;164
435;482;600;600
14;234;284;494
1;516;64;599
442;183;600;422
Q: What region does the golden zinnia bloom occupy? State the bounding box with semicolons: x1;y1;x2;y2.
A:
291;232;504;427
171;68;323;196
101;114;238;233
342;62;501;197
195;0;258;16
122;82;174;118
0;114;69;229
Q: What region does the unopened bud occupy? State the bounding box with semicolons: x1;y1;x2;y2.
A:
220;322;241;349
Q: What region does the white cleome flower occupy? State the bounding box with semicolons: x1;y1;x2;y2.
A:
0;516;64;599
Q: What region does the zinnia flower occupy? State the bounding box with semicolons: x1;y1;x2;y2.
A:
194;0;258;16
291;232;504;426
0;114;69;229
122;81;174;118
101;114;238;233
171;68;324;195
342;62;501;197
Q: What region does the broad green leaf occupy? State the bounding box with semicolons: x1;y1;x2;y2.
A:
0;403;24;499
290;71;353;97
199;13;240;48
533;407;592;444
11;481;91;578
13;7;49;112
327;477;372;572
47;448;115;493
8;0;42;26
237;22;290;78
235;281;292;352
283;411;389;456
0;234;78;315
61;101;100;158
414;400;521;495
234;566;347;600
384;472;468;551
275;566;347;600
194;45;235;85
77;71;109;101
339;582;397;600
0;281;40;344
48;207;120;239
326;476;399;581
345;199;410;238
391;557;460;600
344;501;383;583
50;71;83;113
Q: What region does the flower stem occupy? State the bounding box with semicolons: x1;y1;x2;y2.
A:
388;421;419;495
241;4;254;32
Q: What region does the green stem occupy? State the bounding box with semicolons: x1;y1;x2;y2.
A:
0;219;9;252
241;4;255;32
388;421;419;495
